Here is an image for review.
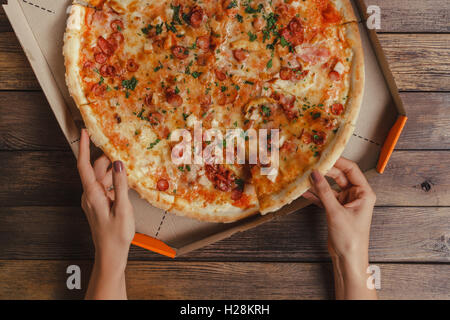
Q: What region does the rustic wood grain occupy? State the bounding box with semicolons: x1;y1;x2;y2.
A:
396;92;450;150
367;151;450;206
1;1;449;33
0;32;449;91
0;206;448;262
378;34;450;92
0;91;69;151
0;151;447;206
0;32;39;90
0;260;448;299
0;151;82;206
1;91;448;151
363;0;450;33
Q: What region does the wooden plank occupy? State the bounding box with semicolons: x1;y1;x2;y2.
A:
1;91;448;151
367;151;450;206
0;32;449;91
363;0;450;33
0;206;448;262
397;92;450;150
0;151;447;206
0;151;82;206
0;260;448;299
378;34;450;92
1;2;449;33
0;91;69;151
0;32;39;90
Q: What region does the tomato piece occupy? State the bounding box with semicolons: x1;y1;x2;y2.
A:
157;179;169;191
331;103;344;115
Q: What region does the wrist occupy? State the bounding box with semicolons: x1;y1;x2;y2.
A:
95;246;129;274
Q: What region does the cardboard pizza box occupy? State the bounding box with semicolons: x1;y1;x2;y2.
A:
3;0;407;258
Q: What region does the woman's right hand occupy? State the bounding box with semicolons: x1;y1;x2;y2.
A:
303;157;378;299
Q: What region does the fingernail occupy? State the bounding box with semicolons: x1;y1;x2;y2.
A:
310;170;320;183
113;161;123;173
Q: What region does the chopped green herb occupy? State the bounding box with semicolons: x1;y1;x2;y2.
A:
147;139;161;150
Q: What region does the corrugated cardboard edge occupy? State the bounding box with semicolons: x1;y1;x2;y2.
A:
3;0;81;156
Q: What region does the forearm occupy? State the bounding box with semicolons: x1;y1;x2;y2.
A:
85;252;128;300
332;256;378;300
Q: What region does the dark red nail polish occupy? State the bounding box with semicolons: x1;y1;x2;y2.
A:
311;170;320;183
113;161;123;173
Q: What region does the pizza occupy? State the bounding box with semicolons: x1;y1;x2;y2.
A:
64;0;364;222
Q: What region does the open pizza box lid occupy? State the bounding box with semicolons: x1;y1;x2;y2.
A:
4;0;406;258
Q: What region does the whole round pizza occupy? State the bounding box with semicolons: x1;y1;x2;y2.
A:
64;0;364;222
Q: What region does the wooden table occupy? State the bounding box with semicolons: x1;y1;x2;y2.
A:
0;0;449;299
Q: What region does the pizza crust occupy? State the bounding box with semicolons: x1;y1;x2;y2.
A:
341;22;365;126
63;4;89;107
332;0;358;23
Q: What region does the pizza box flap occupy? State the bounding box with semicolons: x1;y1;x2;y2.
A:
3;0;403;257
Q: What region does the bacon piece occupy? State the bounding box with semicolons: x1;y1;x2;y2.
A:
196;35;210;50
233;49;249;62
157;179;169;191
189;6;204;28
172;46;189;59
277;93;298;120
110;19;124;32
297;46;330;64
97;36;114;56
331;103;344;115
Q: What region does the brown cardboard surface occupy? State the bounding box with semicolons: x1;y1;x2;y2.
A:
4;0;403;257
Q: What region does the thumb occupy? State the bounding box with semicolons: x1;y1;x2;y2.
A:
112;160;131;211
310;170;341;213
